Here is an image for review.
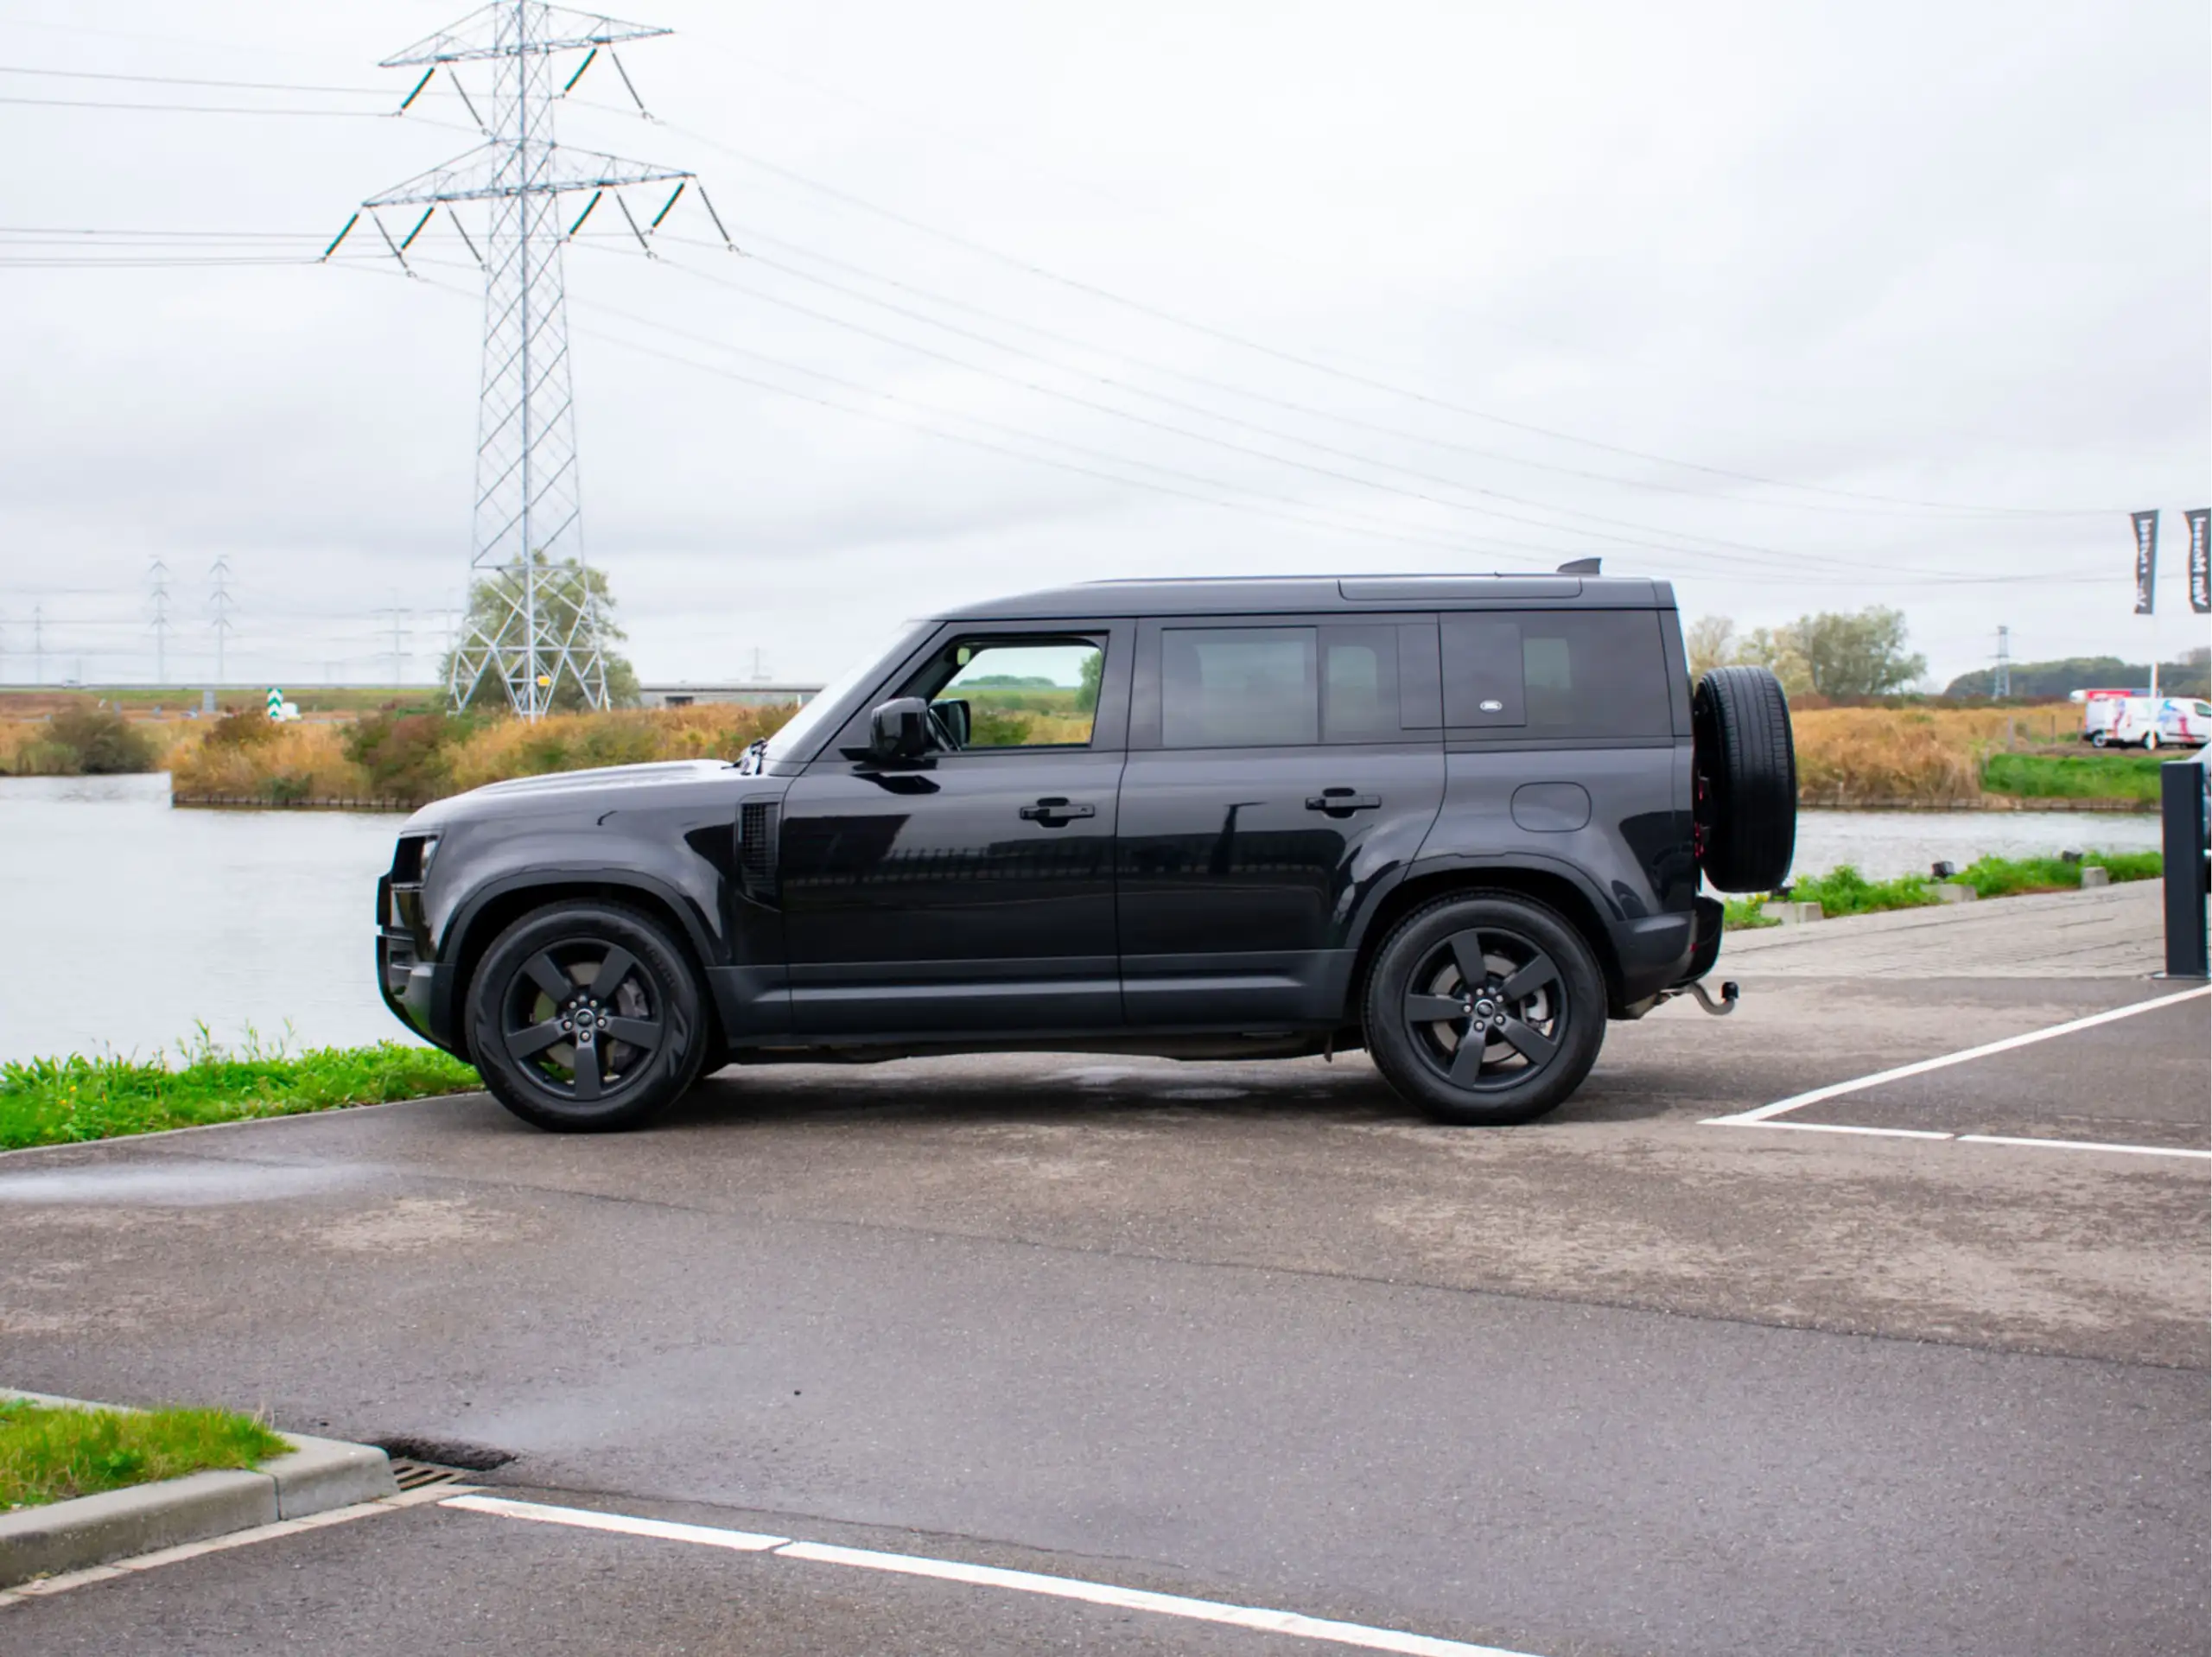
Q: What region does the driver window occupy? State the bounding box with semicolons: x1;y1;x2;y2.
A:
920;638;1104;749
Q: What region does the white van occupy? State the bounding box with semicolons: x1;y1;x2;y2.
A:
2095;696;2212;749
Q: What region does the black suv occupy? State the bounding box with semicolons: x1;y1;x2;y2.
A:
377;575;1795;1132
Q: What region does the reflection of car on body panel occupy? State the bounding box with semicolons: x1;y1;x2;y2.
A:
376;573;1796;1133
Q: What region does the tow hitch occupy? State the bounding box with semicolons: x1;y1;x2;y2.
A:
1685;979;1738;1016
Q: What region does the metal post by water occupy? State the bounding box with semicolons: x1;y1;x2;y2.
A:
2161;753;2210;979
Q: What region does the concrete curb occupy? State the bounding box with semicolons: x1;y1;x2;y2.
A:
0;1390;398;1590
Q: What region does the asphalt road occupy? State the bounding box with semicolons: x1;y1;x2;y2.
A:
2;962;2205;1655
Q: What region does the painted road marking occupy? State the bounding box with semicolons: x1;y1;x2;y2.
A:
1725;1118;2212;1159
0;1482;465;1610
442;1495;1542;1657
441;1493;787;1552
1706;985;2212;1127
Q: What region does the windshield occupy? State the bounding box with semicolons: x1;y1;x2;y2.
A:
760;621;931;764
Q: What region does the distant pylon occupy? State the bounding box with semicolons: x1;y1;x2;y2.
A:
1993;625;2011;700
149;558;173;685
350;4;706;721
209;557;236;685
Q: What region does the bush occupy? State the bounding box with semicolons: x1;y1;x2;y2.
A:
204;709;279;749
41;700;157;775
343;711;466;803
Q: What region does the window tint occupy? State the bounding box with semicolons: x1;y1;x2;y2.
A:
1162;627;1318;747
1322;625;1402;742
1442;611;1672;739
911;636;1103;748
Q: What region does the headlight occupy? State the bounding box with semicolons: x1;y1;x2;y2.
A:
416;835;441;882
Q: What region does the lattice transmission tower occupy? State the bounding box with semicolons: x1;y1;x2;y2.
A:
346;4;714;719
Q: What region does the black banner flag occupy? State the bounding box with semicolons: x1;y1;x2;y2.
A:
2132;510;2158;614
2188;508;2209;616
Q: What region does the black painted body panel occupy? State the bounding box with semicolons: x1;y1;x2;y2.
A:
375;574;1707;1062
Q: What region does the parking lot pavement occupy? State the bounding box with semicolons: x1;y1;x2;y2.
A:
1;969;2205;1655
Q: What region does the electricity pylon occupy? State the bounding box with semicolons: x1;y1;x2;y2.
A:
149;558;172;684
353;4;705;719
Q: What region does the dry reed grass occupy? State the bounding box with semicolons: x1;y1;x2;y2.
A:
1790;702;2071;803
443;703;795;793
167;722;365;802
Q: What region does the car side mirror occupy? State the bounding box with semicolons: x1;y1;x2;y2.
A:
868;697;932;761
932;698;971;750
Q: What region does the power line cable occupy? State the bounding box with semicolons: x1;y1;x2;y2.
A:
635;244;2066;585
639;114;2113;519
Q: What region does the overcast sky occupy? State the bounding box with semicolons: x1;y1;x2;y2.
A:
3;0;2208;692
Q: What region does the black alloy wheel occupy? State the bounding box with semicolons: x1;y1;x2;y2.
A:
1363;892;1605;1125
467;902;707;1132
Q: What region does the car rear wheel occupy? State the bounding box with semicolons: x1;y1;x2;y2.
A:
1363;893;1606;1126
467;902;708;1133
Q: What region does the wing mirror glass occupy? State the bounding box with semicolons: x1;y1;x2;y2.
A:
868;696;932;760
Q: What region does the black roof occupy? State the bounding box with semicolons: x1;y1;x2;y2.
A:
942;574;1672;621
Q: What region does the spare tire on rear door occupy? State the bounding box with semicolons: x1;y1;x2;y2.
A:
1693;666;1796;892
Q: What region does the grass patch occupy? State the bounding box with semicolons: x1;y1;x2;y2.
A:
1981;752;2170;802
1723;848;2167;924
1721;895;1781;930
1785;865;1942;917
1956;848;2162;898
0;1400;290;1511
0;1032;481;1152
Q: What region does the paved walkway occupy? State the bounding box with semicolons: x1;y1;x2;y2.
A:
1722;879;2167;977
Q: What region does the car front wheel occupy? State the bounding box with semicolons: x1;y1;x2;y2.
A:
1363;893;1606;1126
467;901;709;1132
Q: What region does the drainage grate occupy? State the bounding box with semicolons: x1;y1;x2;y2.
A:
387;1458;473;1492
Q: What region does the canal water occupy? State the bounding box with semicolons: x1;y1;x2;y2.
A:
0;774;2168;1063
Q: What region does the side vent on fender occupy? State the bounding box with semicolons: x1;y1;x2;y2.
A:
739;800;781;905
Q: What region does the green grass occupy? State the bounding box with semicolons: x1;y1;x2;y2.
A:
1785;865;1942;917
1724;848;2165;926
0;1032;481;1152
1955;848;2162;898
0;1400;290;1511
1721;895;1781;930
1981;752;2171;802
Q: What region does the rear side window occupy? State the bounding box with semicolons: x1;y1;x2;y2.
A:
1442;611;1672;739
1163;627;1318;746
1158;623;1422;747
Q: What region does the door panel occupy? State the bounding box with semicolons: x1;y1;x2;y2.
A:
1116;745;1444;1026
780;750;1125;1036
1117;615;1446;1029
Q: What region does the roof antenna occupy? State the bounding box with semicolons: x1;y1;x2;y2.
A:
1556;557;1602;575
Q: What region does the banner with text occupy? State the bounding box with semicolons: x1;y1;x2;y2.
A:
2132;510;2158;614
2189;508;2209;616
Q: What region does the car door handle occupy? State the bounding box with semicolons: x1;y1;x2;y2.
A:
1306;790;1382;816
1020;797;1096;824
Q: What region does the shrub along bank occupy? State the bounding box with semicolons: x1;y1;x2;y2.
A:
167;702;800;807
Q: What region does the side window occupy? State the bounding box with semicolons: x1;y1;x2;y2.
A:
1321;625;1403;742
911;636;1105;749
1442;611;1672;739
1162;627;1318;747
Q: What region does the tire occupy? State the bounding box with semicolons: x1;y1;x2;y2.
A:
2091;729;2109;748
2144;731;2160;751
1693;666;1796;892
1363;893;1606;1126
466;902;709;1132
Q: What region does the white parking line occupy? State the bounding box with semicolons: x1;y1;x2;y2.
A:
1718;1117;2212;1159
442;1494;1542;1657
1705;985;2211;1126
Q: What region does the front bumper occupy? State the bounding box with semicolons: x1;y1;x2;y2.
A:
376;874;454;1052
